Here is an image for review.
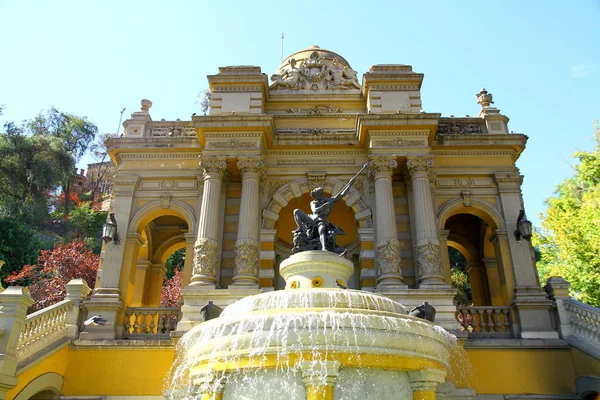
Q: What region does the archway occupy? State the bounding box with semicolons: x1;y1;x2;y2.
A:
14;372;63;400
262;178;371;290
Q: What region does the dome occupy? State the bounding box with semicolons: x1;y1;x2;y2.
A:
276;45;353;74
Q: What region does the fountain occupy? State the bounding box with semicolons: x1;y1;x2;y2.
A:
167;169;456;400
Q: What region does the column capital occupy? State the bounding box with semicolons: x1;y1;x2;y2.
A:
368;155;398;179
237;156;266;180
438;229;451;240
300;360;341;387
199;155;228;179
406;156;434;180
493;173;523;191
408;368;446;393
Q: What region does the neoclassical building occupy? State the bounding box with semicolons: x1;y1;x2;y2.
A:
0;46;598;400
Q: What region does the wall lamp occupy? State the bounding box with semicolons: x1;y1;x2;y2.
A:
102;213;121;245
515;209;533;242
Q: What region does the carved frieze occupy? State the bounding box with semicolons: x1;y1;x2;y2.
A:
436;122;486;135
376;240;402;275
193;238;220;278
151;125;196;137
271;52;360;91
415;242;443;278
234;240;260;277
276;128;354;135
286;104;343;115
373;139;425;147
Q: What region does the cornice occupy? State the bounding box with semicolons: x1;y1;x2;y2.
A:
267;149;366;156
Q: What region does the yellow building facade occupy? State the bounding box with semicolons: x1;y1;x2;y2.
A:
0;46;599;400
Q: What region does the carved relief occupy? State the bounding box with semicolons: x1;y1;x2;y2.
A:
270;52;360;91
207;140;255;149
368;156;398;178
286;104;343;115
276;128;354;135
234;241;260;276
307;173;326;191
415;242;443;278
376;240;402;275
193;238;219;278
151;125;196;137
268;180;290;196
436;122;485;135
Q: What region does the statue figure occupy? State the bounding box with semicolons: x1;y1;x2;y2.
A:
271;60;304;90
292;163;368;255
326;59;361;90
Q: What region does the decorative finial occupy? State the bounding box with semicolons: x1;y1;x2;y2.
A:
141;99;153;112
476;88;494;107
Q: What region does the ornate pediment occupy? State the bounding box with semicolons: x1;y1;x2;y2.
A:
270;49;361;92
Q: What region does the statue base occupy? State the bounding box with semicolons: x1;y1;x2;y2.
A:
279;250;354;290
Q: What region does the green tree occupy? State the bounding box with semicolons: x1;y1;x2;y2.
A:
535;120;600;307
29;108;97;213
449;247;472;306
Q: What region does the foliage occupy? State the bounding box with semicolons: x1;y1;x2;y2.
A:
449;246;472;306
0;217;53;285
535;120;600;307
4;239;98;311
160;266;183;307
65;202;107;252
165;248;185;280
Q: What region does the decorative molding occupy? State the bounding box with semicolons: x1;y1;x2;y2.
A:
268;180;290;196
116;153;201;163
307;173;326;191
150;125;196;137
373;139;425;147
431;150;516;158
160;193;171;209
206;140;256;149
276;128;354;135
277;159;356;166
368;84;420;91
461;191;472;207
212;85;263;92
193;238;220;278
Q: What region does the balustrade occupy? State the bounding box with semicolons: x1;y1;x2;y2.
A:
564;299;600;347
124;307;179;339
17;300;73;361
455;306;513;338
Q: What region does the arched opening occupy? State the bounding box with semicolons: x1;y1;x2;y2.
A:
274;192;361;290
14;373;63;400
129;214;189;308
445;213;498;306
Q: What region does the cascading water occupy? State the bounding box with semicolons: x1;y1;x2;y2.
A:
166;251;456;400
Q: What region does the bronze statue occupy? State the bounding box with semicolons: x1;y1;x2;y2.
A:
292;163;368;255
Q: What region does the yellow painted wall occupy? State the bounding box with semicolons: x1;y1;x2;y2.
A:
571;347;600;378
454;348;577;395
7;346;70;399
62;347;175;396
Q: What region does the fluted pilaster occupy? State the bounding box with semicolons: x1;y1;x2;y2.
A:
190;156;228;286
406;156;445;286
369;155;404;287
232;156;265;286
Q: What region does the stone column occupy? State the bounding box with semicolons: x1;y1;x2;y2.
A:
232;156;265;287
466;261;489;305
301;360;340;400
368;156;405;289
408;369;446;400
406;156;445;286
438;230;452;285
544;276;572;339
182;232;196;287
190;156;228;287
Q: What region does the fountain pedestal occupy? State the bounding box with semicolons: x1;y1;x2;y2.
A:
279;250;354;290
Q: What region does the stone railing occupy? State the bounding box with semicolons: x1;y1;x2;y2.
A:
456;306;513;338
564;299;600;348
124;307;179;339
16;299;73;360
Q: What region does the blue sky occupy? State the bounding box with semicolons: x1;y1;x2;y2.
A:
1;0;599;227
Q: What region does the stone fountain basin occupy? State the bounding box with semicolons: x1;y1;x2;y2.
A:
184;289;454;379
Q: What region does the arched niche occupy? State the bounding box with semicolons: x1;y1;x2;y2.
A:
14;372;64;400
